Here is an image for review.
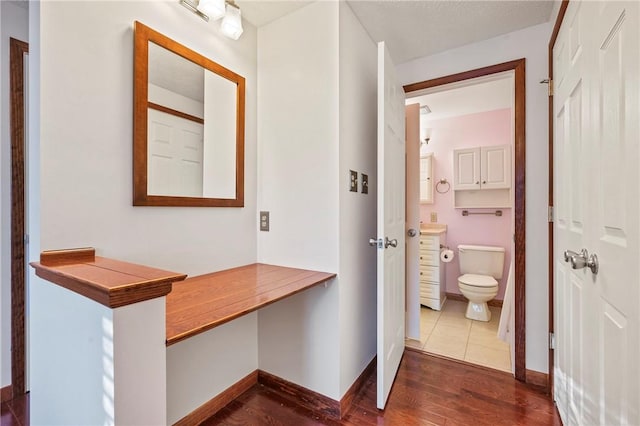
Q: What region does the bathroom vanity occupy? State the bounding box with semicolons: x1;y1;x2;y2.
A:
419;225;447;310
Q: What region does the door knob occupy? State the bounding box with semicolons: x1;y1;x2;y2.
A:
407;228;417;237
384;237;398;248
564;248;598;274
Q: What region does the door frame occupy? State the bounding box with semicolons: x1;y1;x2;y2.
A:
10;37;28;398
547;0;570;400
404;58;527;382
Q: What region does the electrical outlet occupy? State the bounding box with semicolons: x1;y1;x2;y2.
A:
260;211;270;231
349;170;358;192
430;212;437;223
361;173;368;194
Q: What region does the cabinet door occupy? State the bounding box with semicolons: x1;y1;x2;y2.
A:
480;145;511;189
419;154;434;203
453;147;480;190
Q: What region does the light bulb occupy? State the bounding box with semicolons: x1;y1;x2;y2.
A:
220;4;243;40
197;0;225;20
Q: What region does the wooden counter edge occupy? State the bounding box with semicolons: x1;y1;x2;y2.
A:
30;248;187;309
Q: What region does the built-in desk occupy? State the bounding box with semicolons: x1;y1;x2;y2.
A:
165;263;336;346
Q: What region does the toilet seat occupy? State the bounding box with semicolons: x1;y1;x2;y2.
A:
458;274;497;288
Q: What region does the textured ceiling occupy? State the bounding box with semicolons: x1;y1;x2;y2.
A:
238;0;555;64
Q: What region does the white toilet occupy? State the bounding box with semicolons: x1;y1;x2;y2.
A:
457;244;505;322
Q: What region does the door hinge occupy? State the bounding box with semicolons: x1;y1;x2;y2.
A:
540;78;554;96
548;206;554;223
549;332;556;350
24;234;29;244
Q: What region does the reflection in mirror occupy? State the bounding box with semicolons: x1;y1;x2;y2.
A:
134;21;245;207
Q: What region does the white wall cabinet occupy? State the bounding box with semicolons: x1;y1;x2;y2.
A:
453;145;510;190
419;232;446;310
419;154;434;203
453;145;512;208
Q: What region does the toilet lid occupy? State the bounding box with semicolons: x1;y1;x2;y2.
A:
459;274;497;288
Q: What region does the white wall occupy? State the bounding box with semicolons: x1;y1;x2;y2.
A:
397;22;552;373
33;0;258;421
166;312;257;424
0;0;29;390
256;0;341;399
337;2;378;397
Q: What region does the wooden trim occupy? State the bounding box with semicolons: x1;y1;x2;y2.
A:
258;370;341;420
445;292;503;308
1;385;13;403
133;21;245;207
547;0;570;398
10;37;28;397
403;59;526;93
526;369;549;393
339;357;376;416
513;58;527;383
404;58;527;383
148;102;204;124
173;370;257;426
30;248;187;308
40;247;95;265
166;263;336;346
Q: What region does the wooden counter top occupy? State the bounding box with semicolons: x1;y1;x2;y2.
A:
30;248;187;308
166;263;336;346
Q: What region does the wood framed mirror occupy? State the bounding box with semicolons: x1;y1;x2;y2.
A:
133;21;245;207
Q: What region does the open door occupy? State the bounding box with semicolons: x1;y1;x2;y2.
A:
375;41;406;410
405;103;420;340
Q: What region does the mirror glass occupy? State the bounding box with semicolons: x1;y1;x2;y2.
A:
134;21;245;207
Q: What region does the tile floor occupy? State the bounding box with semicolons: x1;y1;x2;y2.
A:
405;299;512;373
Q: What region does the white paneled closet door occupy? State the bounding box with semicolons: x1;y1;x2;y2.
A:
553;1;639;425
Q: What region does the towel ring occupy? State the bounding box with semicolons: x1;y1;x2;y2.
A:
435;179;450;194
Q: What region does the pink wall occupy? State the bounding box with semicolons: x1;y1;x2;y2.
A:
421;108;512;300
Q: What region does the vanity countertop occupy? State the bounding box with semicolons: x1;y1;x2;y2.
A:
420;224;447;235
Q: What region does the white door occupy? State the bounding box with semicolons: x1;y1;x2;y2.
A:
405;103;420;340
147;108;204;197
553;2;639;425
376;41;406;410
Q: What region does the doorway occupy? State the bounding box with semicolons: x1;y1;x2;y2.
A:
403;60;527;381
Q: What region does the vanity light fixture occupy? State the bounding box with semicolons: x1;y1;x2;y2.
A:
180;0;244;40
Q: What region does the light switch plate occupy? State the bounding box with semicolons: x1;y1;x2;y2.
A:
349;170;358;192
430;212;437;223
361;173;368;194
260;211;270;231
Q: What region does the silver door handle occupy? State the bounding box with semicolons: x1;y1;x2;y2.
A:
564;248;599;274
385;237;398;248
369;238;381;248
407;228;417;237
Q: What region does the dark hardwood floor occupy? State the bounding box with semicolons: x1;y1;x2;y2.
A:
1;391;28;426
205;350;562;425
1;350;561;425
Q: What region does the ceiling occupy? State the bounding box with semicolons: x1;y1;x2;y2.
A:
237;0;556;64
406;72;514;122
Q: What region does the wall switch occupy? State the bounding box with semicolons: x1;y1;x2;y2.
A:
361;173;368;194
349;170;358;192
430;212;437;223
260;211;270;231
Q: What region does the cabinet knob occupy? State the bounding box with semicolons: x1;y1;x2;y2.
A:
482;180;486;184
475;181;479;185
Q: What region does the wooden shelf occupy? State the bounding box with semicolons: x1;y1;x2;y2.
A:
30;248;187;308
166;263;336;346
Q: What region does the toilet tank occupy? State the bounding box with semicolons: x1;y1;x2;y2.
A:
458;245;505;279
